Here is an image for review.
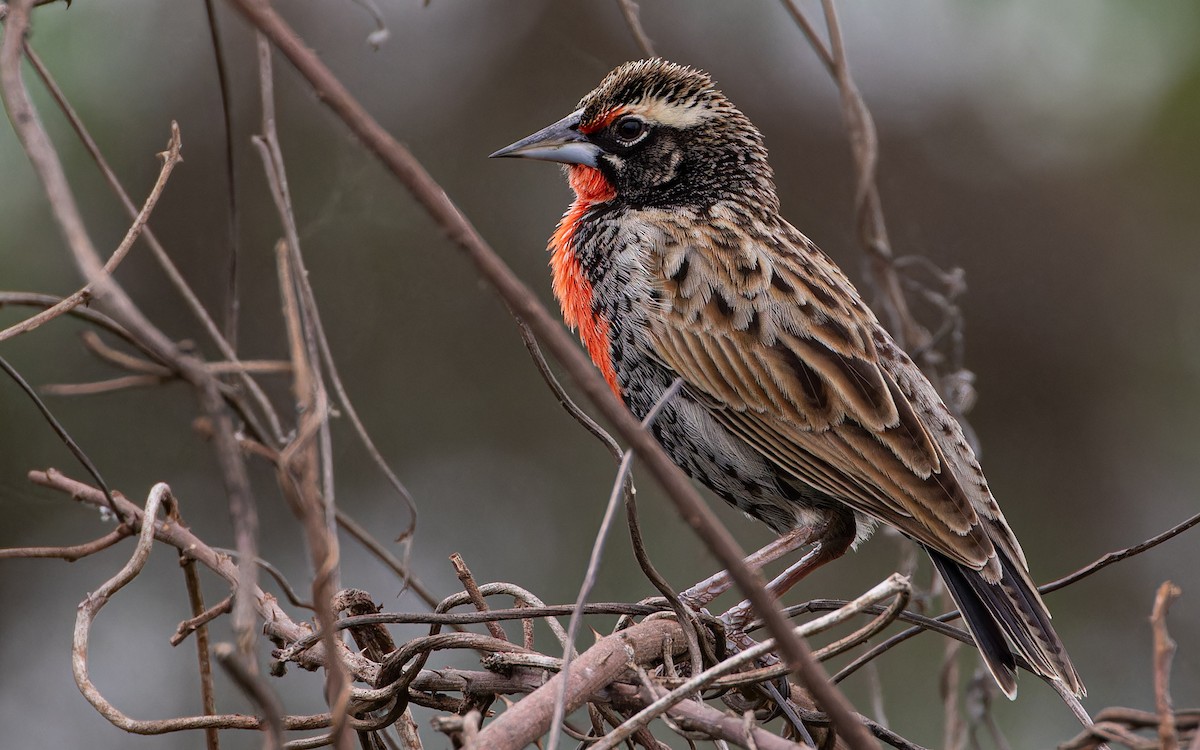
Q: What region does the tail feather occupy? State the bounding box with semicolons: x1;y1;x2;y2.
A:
927;546;1084;699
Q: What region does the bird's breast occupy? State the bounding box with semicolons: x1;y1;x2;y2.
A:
548;200;664;401
548;170;621;397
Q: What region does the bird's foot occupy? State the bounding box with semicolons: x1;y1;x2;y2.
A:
679;526;815;610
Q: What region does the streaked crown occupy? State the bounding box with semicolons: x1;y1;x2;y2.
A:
578;59;777;210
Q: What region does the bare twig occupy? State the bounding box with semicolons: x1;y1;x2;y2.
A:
1059;709;1199;750
816;0;921;351
780;0;977;436
180;556;221;750
0;525;131;560
0;124;182;343
516;320;620;458
212;547;313;610
334;509;438;611
71;483;288;735
201;0;241;350
78;330;173;374
172;596;235;647
778;0;835;72
0;294;273;445
215;642;285;750
1152;582;1183;750
450;553;509;642
614;0;656;58
1041;511;1200;595
642;683;804;750
41;374;167;396
333;589;396;666
254;38;418;554
0;354;121;519
281;603;663;641
0;294;162;363
203;416;434;613
940;635;964;750
394;712;424;750
256;28;349;743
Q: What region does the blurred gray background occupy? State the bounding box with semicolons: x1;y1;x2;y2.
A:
2;1;1198;747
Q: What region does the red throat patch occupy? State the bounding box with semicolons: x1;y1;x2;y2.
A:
549;165;620;396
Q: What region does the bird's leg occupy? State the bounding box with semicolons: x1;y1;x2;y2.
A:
680;525;816;610
721;519;856;654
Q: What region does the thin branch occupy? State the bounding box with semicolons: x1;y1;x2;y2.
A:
781;0;979;432
0;123;183;343
1041;510;1200;595
1;0;156;345
817;0;919;349
1152;582;1182;750
172;596;235;647
211;547;314;610
215;642;285;750
0;354;121;519
41;374;166;396
450;553;509;642
79;330;173;375
516;320;619;457
614;0;656;58
470;617;688;750
203;420;436;614
333;509;439;612
208;360;293;374
0;525;131;560
256;30;348;744
0;295;275;444
280;603;664;640
70;483;284;736
201;0;241;350
640;682;804;750
180;553;221;750
778;0;835;72
254;38;418;555
0;294;163;363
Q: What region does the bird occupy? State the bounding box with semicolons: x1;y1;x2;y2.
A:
491;58;1083;699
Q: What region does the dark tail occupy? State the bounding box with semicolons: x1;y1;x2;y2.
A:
927;546;1084;699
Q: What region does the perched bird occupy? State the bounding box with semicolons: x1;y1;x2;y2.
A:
492;58;1082;698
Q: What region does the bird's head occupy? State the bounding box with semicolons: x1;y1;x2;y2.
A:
491;58;776;210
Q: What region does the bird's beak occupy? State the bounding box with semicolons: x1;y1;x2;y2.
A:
489;109;601;167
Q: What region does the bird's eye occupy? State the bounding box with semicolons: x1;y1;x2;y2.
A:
613;116;648;143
